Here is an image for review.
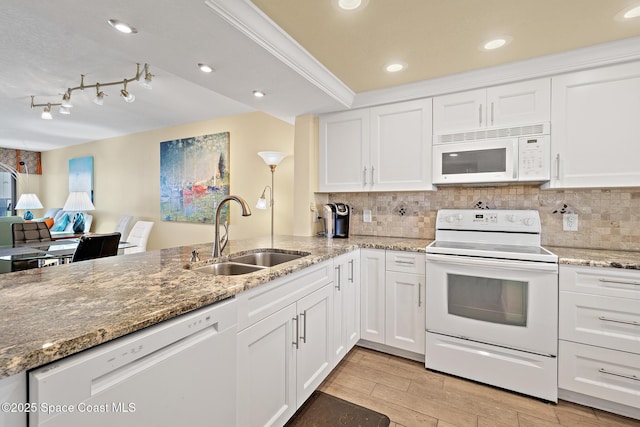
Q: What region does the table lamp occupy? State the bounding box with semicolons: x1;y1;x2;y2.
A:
63;192;95;233
15;193;43;220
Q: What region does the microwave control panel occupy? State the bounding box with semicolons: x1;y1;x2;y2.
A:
518;135;550;180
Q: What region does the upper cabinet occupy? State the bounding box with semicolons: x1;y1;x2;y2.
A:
547;61;640;188
433;78;551;135
319;99;433;192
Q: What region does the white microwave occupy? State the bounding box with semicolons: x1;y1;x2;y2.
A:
432;135;550;185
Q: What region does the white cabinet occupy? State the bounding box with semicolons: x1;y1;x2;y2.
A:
385;252;426;354
0;373;27;427
360;249;426;356
319;99;433;192
360;249;386;343
236;261;334;427
548;61;640;188
558;265;640;420
433;78;551;134
331;251;360;365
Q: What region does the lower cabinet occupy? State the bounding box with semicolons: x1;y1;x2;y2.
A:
331;251;361;365
236;261;334;427
558;265;640;420
360;249;426;356
0;373;27;427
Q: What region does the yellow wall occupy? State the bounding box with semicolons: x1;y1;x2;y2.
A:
40;112;295;250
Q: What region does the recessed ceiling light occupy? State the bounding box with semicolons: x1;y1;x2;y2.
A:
198;63;214;73
107;19;138;34
335;0;369;11
616;4;640;20
385;62;406;73
253;90;265;98
480;36;512;51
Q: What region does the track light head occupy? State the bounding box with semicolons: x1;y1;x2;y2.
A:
61;91;73;108
41;105;52;120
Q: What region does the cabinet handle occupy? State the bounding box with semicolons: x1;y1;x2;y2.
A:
555;154;560;180
598;316;640;327
599;368;639;382
300;310;307;343
479;104;483;127
335;265;341;291
348;259;354;283
418;282;422;307
598;278;640;286
490;102;494;126
395;260;415;265
292;316;299;349
370;166;374;185
363;166;367;186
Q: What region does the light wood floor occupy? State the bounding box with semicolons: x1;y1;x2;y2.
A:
318;346;640;427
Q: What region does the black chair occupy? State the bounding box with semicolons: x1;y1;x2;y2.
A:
71;232;121;263
12;222;53;245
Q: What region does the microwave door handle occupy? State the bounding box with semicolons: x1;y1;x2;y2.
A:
479;104;483;127
513;147;518;179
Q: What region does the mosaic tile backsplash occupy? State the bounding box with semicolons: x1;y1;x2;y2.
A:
324;186;640;251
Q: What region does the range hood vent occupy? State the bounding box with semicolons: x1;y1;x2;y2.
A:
434;122;549;145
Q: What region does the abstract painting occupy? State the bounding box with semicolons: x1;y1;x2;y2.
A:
69;156;94;201
160;132;230;224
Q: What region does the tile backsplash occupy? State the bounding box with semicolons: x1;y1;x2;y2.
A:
324;186;640;251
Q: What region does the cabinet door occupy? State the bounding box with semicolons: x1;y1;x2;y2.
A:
237;304;297;427
549;61;640;188
385;271;425;354
344;253;361;352
296;284;333;407
369;99;433;191
487;78;550;127
433;89;486;134
360;249;386;343
318;109;369;192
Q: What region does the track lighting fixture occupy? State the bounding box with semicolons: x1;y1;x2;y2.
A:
29;63;152;119
120;81;135;103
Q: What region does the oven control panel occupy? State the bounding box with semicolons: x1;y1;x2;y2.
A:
437;209;540;233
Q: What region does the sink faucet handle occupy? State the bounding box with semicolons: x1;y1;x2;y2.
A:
190;249;200;263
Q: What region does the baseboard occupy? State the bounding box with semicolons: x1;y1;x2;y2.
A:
558;389;640;421
356;340;425;363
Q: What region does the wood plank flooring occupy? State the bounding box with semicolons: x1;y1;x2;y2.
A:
318;346;640;427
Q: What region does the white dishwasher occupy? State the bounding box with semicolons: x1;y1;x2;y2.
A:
29;297;237;427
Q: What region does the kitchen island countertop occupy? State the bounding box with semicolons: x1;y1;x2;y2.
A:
1;235;639;380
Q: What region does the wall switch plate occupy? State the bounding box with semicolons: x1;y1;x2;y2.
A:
363;209;372;223
563;213;578;231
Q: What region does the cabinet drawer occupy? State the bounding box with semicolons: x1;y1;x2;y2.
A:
236;261;333;331
559;340;640;409
560;265;640;300
386;251;425;274
559;291;640;354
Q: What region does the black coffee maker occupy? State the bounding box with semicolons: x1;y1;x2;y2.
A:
322;203;350;238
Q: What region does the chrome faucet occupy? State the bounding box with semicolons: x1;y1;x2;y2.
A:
213;195;252;257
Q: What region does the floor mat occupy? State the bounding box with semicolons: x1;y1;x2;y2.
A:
285;390;391;427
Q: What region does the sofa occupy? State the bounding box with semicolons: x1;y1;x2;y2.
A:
50;210;93;236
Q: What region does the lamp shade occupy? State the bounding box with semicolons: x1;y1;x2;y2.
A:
63;192;95;211
15;193;43;210
258;151;286;166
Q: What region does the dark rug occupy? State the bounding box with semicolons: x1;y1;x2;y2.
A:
285;391;391;427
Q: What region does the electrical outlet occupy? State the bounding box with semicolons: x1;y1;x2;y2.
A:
563;213;578;231
363;209;372;223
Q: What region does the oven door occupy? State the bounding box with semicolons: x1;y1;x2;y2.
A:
432;138;518;184
425;253;558;356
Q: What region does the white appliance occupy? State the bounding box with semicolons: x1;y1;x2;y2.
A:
432;123;550;185
425;209;559;402
29;298;237;427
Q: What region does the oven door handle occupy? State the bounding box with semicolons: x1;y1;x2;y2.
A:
425;253;558;272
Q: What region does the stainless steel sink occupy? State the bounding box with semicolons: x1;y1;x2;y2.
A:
193;262;266;276
229;250;310;267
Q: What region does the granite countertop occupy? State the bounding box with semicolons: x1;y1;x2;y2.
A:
1;235;638;380
548;246;640;270
0;235;430;380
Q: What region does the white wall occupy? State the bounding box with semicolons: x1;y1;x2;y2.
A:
40;112;295;250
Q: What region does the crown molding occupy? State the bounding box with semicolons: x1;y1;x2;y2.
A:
353;36;640;109
205;0;355;108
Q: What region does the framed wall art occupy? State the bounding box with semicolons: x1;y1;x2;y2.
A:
160;132;230;224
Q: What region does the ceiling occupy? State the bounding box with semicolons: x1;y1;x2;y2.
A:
2;0;640;152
